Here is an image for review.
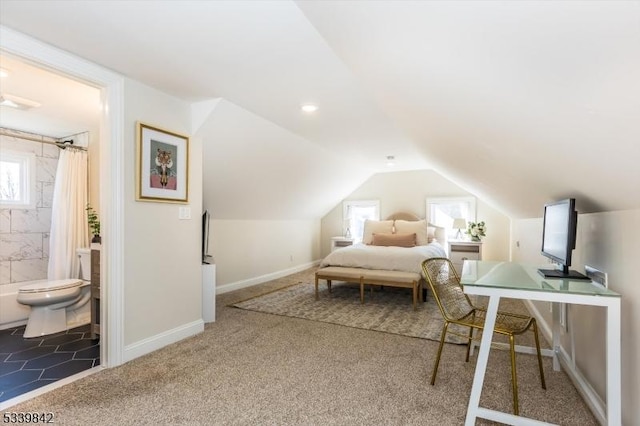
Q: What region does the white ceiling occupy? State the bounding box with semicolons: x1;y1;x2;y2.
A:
1;1;638;219
0;54;100;139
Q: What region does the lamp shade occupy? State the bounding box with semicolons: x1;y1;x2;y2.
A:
452;218;467;229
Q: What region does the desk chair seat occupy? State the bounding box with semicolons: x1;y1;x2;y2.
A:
421;257;546;415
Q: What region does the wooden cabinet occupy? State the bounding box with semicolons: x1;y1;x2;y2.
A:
448;240;482;275
90;245;100;340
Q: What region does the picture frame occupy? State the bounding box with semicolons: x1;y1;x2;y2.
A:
136;122;189;203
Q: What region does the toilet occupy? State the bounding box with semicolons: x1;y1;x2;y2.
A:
17;248;92;338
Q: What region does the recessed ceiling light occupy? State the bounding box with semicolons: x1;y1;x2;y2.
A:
301;104;318;113
0;68;9;78
386;155;395;167
0;93;41;110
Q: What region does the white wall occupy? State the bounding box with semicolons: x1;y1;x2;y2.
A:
320;169;511;260
512;208;640;425
196;98;358;292
211;219;320;289
197;99;370;221
123;79;203;347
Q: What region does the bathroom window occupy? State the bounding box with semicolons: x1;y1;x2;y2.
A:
0;150;37;209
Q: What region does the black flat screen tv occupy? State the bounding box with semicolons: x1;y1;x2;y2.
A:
202;210;212;264
538;198;589;280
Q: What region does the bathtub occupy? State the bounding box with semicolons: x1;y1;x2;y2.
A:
0;282;31;330
0;280;91;331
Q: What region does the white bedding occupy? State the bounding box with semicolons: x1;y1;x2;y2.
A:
319;242;447;276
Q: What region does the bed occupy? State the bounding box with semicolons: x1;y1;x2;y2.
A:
315;213;448;309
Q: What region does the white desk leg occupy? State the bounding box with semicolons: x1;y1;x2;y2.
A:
551;302;561;371
606;299;621;426
465;295;500;426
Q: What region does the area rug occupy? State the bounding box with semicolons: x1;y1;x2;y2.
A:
232;281;469;344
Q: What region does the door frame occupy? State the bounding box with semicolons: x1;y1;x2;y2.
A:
1;25;125;367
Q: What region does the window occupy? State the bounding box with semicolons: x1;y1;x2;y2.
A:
343;200;380;243
426;197;476;239
0;150;37;209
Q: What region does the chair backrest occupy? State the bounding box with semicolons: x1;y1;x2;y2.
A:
422;257;475;322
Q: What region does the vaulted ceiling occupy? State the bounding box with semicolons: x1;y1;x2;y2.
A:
1;1;638;219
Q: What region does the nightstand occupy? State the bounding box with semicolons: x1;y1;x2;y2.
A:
331;236;355;252
448;240;483;275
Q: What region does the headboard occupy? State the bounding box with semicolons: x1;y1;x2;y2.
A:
386;212;420;221
385;212;447;245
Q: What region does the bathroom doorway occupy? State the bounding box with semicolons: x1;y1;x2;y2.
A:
0;29;124;407
0;54;101;404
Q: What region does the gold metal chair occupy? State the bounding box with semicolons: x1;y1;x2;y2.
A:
421;257;546;415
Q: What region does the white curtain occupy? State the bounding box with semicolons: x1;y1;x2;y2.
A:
48;148;89;280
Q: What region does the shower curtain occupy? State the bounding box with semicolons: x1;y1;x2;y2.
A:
47;148;89;280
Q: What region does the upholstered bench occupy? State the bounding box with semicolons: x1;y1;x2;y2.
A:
314;266;423;310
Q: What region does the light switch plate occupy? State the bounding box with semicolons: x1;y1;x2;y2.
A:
178;206;191;220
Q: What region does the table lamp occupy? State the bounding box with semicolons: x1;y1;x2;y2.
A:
453;218;467;240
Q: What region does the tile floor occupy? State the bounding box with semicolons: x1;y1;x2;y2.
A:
0;324;100;403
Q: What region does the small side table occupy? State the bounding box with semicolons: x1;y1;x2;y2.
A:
448;240;482;275
331;236;354;252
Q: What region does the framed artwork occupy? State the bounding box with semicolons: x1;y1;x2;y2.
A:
136;122;189;203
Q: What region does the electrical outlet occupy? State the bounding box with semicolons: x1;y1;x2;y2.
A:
585;265;608;288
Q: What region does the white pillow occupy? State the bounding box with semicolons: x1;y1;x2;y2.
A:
394;219;433;245
362;220;394;244
432;225;446;244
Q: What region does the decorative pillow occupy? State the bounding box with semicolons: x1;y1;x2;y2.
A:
371;233;417;247
362;220;394;244
431;225;446;244
394;219;433;245
428;226;437;243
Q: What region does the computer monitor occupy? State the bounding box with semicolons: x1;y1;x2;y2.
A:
538;198;589;280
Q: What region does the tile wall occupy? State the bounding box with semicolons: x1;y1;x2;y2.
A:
0;129;59;286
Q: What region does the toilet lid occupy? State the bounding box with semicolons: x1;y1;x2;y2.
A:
19;279;83;293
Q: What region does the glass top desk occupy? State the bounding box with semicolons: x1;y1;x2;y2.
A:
460;261;621;426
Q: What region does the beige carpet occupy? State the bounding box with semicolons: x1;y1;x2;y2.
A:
233;280;469;344
2;268;597;425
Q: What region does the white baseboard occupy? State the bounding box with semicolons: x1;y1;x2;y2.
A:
522;299;550;341
123;319;204;363
522;300;606;425
557;345;606;425
216;260;320;295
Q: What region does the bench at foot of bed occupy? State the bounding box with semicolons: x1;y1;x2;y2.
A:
314;266;423;310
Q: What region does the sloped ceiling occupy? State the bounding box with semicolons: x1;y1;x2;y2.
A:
1;1;638;219
193;98;372;220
